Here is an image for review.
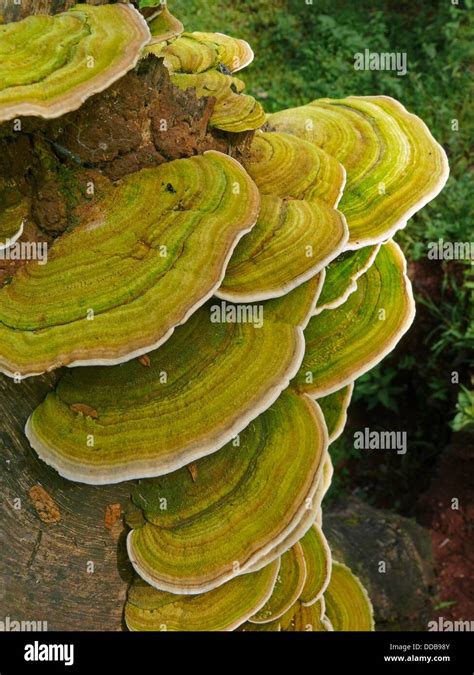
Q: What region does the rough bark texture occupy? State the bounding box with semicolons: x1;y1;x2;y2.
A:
325;497;435;631
41;57;250;183
0;372;134;631
0;0;121;22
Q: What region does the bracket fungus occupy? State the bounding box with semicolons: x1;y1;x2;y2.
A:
146;2;184;44
316;454;335;519
171;70;266;133
288;601;321;632
315;245;380;314
245;453;330;574
0;4;151;122
296;241;416;397
125;389;326;593
317;384;355;443
324;562;375;631
147;31;253;74
249;544;307;624
240;620;282;632
240;557;373;632
0;198;28;250
0;152;259;378
284;599;330;632
269;96;449;249
125;560;280;632
240;544;370;632
0;2;450;633
298;524;332;606
218;131;348;302
191;32;254;72
145;24;260;132
26;277;321;484
241;131;346;208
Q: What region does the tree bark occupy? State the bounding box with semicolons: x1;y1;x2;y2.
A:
0;0;120;22
0;372;134;630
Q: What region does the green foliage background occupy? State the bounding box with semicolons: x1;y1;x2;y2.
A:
171;0;473;506
171;0;472;254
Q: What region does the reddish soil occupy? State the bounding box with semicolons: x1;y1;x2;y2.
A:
416;432;474;623
407;260;473;623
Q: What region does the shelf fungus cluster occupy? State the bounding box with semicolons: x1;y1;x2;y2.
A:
146;28;263;132
0;2;449;631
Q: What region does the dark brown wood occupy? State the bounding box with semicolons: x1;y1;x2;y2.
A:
0;0;125;22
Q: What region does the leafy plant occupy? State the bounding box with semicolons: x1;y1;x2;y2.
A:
452;385;474;432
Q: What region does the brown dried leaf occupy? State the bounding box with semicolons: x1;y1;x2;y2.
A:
28;485;61;524
105;503;122;531
70;403;98;419
187;462;198;482
138;355;151;367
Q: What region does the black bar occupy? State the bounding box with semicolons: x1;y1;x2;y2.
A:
0;631;470;673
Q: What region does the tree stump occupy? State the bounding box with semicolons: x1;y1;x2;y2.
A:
325;496;435;631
